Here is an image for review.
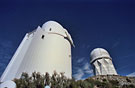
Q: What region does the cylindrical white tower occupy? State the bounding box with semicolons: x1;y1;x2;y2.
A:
90;48;117;75
0;21;74;82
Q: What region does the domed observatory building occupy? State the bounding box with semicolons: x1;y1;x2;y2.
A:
0;21;74;82
90;48;117;75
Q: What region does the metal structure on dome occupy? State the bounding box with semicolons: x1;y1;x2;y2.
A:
90;48;117;75
0;21;74;82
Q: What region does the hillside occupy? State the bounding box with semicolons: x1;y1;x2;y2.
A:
13;72;135;88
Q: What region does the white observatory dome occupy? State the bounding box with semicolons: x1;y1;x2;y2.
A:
42;21;66;37
0;20;74;82
42;21;74;46
90;48;111;63
42;21;63;30
90;48;117;75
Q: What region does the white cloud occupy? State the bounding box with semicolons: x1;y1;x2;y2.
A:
85;69;93;74
73;69;84;80
73;62;94;80
77;57;85;63
83;62;93;74
83;62;90;70
127;72;135;77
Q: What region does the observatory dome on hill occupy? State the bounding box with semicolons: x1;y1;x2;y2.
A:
90;48;117;76
90;48;111;63
0;21;74;83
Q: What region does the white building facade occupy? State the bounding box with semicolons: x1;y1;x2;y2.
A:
0;21;74;82
90;48;117;75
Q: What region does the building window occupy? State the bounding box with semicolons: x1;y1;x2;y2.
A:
41;35;44;39
49;28;52;31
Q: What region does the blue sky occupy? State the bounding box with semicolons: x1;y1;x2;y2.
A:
0;0;135;80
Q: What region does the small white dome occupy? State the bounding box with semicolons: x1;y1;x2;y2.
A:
90;48;111;63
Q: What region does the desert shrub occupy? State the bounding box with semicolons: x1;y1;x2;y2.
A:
14;73;135;88
102;78;107;82
126;78;131;83
109;80;119;86
129;84;135;88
